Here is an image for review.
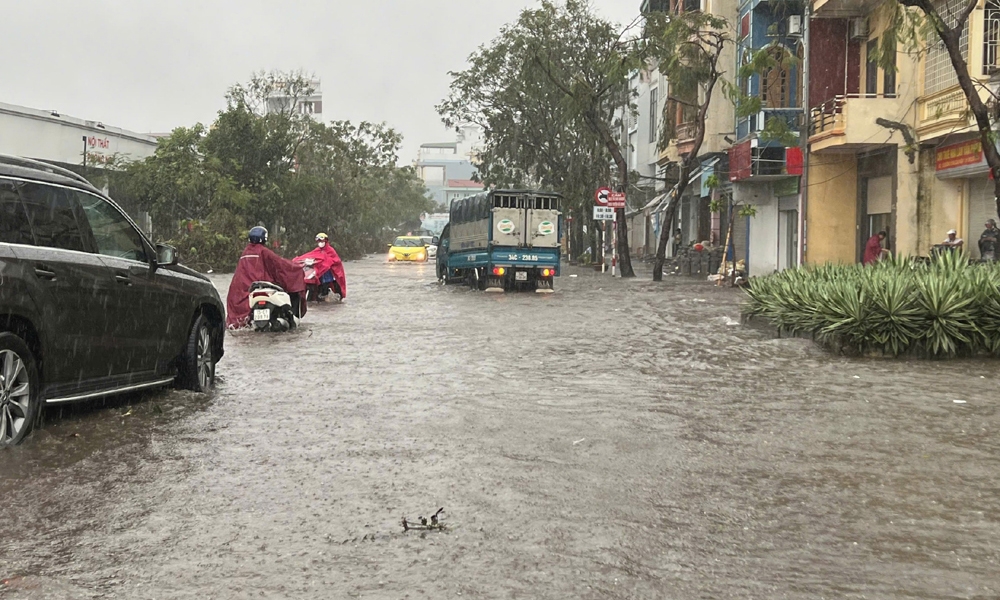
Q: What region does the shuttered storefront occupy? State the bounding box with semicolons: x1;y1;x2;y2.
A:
968;177;995;259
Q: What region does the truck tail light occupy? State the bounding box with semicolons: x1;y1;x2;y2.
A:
492;267;506;276
541;268;554;277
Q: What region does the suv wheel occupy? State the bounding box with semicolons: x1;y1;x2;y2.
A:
0;333;40;447
177;315;215;392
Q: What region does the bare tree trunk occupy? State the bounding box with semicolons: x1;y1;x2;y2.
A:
653;188;684;281
652;62;720;280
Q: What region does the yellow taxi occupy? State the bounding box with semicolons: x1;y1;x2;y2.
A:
387;236;429;262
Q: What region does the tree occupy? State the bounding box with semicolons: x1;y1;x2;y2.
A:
108;72;432;271
438;0;640;275
643;8;732;281
893;0;1000;220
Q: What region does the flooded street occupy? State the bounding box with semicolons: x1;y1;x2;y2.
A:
3;257;1000;599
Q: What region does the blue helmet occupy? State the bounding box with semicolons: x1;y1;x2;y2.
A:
248;226;268;245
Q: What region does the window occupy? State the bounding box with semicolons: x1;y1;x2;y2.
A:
629;132;637;170
17;183;88;253
884;39;897;97
78;193;148;262
761;46;794;108
985;0;1000;74
0;181;33;245
924;0;970;94
866;39;878;96
649;87;659;144
739;50;751;98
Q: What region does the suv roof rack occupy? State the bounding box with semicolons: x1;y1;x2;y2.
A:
0;154;95;188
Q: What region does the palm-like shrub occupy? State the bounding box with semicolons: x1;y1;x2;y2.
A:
743;252;1000;357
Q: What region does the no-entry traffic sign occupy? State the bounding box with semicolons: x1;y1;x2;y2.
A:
596;187;626;208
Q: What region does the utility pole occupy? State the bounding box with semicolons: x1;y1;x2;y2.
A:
797;1;811;266
82;136;87;171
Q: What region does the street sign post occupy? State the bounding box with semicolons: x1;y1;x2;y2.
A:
593;206;615;220
595;187;623;276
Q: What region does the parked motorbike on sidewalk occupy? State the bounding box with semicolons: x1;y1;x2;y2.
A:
248;281;299;331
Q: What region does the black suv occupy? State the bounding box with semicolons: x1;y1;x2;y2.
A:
0;155;225;446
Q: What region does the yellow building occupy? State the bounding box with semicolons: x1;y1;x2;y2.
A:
914;0;1000;257
807;0;1000;263
805;1;921;264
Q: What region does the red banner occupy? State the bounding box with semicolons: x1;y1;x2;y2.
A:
936;139;983;171
729;140;752;181
785;147;803;175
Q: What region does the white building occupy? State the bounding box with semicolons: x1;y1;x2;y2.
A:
265;78;323;122
620;67;669;258
0;101;158;169
414;125;484;208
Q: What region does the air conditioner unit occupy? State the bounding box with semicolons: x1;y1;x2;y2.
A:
788;15;802;36
849;17;868;40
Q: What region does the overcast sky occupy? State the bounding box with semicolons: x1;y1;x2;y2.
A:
3;0;638;165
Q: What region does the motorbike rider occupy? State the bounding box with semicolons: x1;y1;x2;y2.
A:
295;232;347;301
226;226;307;328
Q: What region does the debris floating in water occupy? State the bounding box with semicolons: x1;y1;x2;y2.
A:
953;400;967;404
402;507;445;532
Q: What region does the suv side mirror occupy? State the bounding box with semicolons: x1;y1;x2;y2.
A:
156;243;178;267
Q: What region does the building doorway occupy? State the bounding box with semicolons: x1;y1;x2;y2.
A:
856;148;896;262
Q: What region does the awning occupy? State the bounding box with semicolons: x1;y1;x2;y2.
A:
642;192;668;211
687;167;703;185
652;184;680;214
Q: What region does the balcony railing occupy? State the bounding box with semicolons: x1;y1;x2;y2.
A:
676;121;697;141
809;93;907;149
675;121;698;155
810;96;846;136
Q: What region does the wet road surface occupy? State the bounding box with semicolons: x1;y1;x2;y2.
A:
3;257;1000;599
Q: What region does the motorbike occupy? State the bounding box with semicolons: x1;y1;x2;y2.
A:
295;256;344;303
248;281;298;331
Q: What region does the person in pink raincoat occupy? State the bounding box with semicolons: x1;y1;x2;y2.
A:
295;232;347;301
226;227;306;328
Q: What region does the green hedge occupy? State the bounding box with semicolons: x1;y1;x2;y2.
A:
742;252;1000;357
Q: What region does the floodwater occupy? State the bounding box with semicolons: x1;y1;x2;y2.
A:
3;257;1000;599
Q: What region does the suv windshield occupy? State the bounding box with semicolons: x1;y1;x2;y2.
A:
393;238;424;247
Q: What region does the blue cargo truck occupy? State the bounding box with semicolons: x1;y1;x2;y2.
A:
436;189;561;292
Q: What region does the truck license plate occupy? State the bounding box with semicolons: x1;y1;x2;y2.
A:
253;309;271;321
515;271;528;281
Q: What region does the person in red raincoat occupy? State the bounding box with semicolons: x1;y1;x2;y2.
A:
863;230;888;265
294;232;347;301
226;227;307;328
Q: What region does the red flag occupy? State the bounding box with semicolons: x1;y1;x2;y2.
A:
786;147;803;175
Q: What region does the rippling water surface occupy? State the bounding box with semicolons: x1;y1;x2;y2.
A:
2;257;999;599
